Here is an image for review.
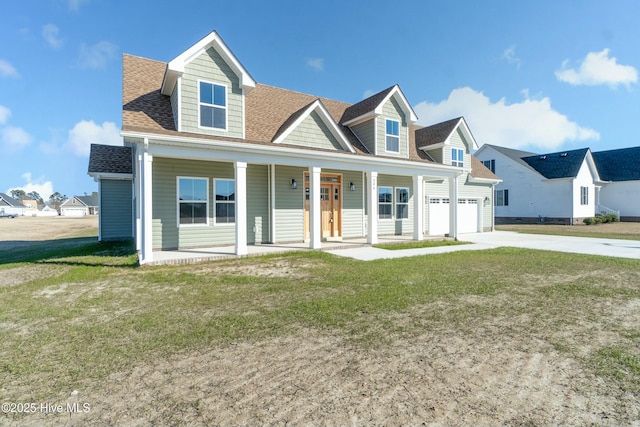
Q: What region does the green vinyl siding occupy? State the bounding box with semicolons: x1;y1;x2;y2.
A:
180;46;243;138
444;129;469;168
377;174;413;235
152;158;235;250
100;179;133;241
170;83;179;130
281;111;344;151
247;164;269;244
350;119;376;154
274;165;305;242
377;97;408;158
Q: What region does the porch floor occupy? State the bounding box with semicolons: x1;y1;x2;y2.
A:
147;234;448;266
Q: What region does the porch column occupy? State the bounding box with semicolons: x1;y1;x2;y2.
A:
367;171;378;244
413;175;424;241
448;174;459;240
235;161;248;256
140;151;153;264
309;166;321;249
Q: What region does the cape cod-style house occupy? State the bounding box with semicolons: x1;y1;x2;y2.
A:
88;31;499;264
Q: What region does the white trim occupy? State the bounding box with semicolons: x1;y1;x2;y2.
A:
395;186;410;220
197;80;228;132
309;166;321;249
141;149;153;264
413;175;424;240
269;164;275;243
342;85;418;126
234;162;247;255
384;118;400;154
161;30;256;96
121;131;462;178
89;172;133;181
213;178;236;226
177;176;210;228
272;99;355;153
367;171;378;244
176;76;182;132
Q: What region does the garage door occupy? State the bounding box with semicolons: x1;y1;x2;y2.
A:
63;208;84;217
428;198;479;235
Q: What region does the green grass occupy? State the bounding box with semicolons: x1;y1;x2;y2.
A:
373;239;470;250
2;240;640;404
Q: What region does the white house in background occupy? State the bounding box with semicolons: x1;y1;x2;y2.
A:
87;30;500;264
475;144;640;223
60;195;99;217
592;146;640;222
0;193;26;216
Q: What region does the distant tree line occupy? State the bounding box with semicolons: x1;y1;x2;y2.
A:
9;189;69;210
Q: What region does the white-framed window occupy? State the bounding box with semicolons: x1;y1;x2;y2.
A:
495;189;509;206
214;179;235;224
378;186;393;219
178;177;209;226
396;187;409;219
385;119;400;152
581;186;589;205
199;81;227;130
482;159;495;173
452;148;464;167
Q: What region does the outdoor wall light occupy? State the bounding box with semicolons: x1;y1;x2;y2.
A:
291;178;297;189
350;182;356;191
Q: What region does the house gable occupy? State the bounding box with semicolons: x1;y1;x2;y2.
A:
521;148;592;180
593;146;640;182
416;117;477;169
272;100;355;152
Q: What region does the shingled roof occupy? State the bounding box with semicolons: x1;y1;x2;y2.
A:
415;117;462;147
592;146;640;182
88;144;133;175
521;148;590;179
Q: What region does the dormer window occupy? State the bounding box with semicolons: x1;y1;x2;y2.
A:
385;119;399;152
452;148;464;167
199;81;227;130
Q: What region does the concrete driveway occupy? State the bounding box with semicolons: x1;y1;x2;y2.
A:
327;231;640;261
461;231;640;260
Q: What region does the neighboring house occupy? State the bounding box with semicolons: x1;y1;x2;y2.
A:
22;199;39;215
60;195;99;217
39;205;59;217
0;193;26;216
88;30;499;264
592;146;640;222
475;143;640;224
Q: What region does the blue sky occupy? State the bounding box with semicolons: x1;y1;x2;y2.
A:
2;0;638;200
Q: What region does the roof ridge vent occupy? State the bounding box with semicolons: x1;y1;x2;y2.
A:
560;152;568;157
539;155;547;160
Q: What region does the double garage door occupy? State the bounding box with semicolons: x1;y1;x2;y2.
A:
428;198;480;235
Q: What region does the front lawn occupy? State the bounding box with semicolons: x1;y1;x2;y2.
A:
497;221;640;240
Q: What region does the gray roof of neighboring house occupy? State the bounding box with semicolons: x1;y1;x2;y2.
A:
0;193;25;208
88;144;133;175
592;146;640;182
76;195;100;207
521;148;590;179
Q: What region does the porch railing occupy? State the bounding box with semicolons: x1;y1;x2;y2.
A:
596;204;620;218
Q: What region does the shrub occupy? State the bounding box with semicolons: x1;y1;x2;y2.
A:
583;217;594;225
605;214;619;223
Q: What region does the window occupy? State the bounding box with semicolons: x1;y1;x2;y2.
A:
452;148;464;167
178;177;208;225
214;179;235;224
482;159;495;173
581;186;589;205
385;119;399;152
495;189;509;206
378;186;393;219
396;187;409;219
199;81;227;130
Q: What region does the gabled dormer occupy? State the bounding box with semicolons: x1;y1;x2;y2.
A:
415;117;478;169
341;85;417;158
160;31;256;138
272;99;355;152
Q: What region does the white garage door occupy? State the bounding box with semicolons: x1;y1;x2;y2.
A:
63;208;84;217
428;198;479;235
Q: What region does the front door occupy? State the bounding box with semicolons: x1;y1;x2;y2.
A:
304;174;342;240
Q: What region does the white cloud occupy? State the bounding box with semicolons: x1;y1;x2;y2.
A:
414;87;600;150
0;60;19;78
502;45;521;69
8;172;54;200
362;89;375;99
42;24;63;49
0;105;10;124
1;126;33;152
555;48;638;89
67;120;120;156
78;41;118;69
67;0;89;12
306;58;324;72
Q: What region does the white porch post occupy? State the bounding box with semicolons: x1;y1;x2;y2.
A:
135;150;142;252
270;164;276;244
448;174;459;240
309;166;321;249
140;150;153;264
367;171;378;244
413;175;424;241
235;161;248;256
